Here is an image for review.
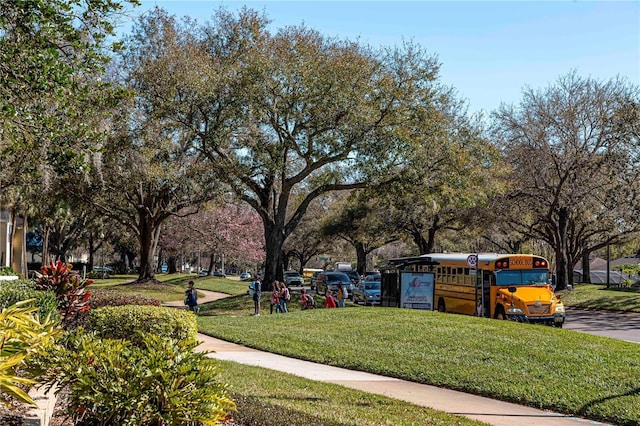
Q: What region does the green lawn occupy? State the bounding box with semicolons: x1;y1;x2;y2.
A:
559;283;640;312
94;276;640;425
87;273;248;302
197;292;640;426
215;360;488;425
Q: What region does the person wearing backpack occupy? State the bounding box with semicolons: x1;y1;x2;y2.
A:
277;281;289;313
337;283;347;308
300;288;315;310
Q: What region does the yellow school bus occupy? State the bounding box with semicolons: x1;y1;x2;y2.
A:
302;268;323;279
417;253;565;327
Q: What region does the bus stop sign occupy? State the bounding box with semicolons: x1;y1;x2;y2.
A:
467;254;478;269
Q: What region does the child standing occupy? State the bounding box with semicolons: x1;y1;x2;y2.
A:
270;285;281;314
278;281;290;313
324;289;337;308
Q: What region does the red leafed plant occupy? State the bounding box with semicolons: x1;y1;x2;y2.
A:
34;261;93;324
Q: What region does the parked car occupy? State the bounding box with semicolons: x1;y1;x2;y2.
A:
352;279;381;305
198;270;226;278
314;271;352;297
283;271;304;287
364;271;381;281
344;270;361;287
310;271;322;291
240;272;252;280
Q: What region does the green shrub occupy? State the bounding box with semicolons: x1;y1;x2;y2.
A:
0;280;60;323
66;290;162;329
1;300;61;407
32;331;235;425
0;266;15;276
89;289;161;308
87;305;198;346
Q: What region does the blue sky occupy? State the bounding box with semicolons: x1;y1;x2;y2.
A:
124;1;640;115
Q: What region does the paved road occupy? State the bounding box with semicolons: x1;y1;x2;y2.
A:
564;308;640;343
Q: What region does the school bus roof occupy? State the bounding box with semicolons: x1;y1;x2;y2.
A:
388;253;544;268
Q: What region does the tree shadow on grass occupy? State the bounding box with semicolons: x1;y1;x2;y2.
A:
578;386;640;425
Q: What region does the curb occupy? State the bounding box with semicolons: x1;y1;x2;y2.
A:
24;385;57;426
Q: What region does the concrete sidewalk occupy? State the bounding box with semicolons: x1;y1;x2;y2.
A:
196;333;608;426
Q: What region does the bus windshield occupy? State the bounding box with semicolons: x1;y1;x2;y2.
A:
495;270;548;286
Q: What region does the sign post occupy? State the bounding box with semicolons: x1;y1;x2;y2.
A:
467;254;481;316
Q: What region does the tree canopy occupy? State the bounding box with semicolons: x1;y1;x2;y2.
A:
492;72;640;290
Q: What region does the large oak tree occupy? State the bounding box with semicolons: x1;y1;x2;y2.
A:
127;7;452;287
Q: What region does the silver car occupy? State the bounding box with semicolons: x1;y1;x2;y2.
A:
284;271;304;287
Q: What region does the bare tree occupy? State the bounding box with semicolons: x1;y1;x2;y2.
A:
492;72;640;290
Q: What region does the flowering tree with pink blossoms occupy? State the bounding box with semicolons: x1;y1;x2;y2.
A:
159;203;264;274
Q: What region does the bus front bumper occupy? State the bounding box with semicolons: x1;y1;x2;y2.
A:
506;313;565;327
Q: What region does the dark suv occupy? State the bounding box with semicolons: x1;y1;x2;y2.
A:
344;271;361;288
314;271;352;297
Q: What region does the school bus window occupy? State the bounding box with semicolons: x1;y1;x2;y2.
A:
464;268;472;285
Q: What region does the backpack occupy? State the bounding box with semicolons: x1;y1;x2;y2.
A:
248;282;256;296
341;287;348;299
283;287;290;301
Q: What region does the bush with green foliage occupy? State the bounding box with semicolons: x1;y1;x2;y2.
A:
87;305;198;346
0;266;15;276
67;290;162;329
31;331;236;425
89;290;161;308
33;261;92;323
0;280;60;323
0;300;61;407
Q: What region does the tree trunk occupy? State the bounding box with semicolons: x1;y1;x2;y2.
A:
88;235;95;270
41;226;50;267
411;229;429;254
282;251;291;272
581;249;591;284
554;207;570;291
355;242;367;275
137;213;159;281
263;224;285;291
167;256;178;274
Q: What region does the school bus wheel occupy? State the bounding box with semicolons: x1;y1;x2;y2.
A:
494;305;506;320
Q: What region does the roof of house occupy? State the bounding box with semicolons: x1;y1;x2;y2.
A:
610;256;640;267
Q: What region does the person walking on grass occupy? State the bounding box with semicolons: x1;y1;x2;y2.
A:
185;280;199;313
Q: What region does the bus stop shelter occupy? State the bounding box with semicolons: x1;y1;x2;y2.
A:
380;256;438;310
